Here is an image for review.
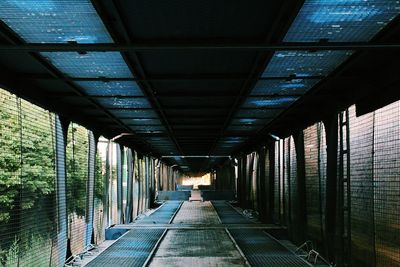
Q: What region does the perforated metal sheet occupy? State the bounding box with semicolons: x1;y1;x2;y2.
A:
136;201;182;224
86;229;164;267
211;201;251;224
229;229;311;267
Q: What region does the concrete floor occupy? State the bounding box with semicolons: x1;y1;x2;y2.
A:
148;201;248;267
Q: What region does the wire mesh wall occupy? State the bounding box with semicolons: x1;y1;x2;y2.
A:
237;100;399;267
282;138;291;231
0;88;177;266
304;122;327;251
0;89;57;266
94;137;108;245
373;102;400;266
347;106;375;266
66;122;89;256
273;140;281;223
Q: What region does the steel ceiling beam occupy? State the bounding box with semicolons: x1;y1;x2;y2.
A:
0;20;156;153
1;42;400;52
22;74;325;81
90;0;185;159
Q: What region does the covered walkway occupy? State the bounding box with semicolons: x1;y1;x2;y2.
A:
84;200;312;267
0;1;399;267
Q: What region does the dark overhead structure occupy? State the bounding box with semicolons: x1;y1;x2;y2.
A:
0;1;400;266
0;0;400;174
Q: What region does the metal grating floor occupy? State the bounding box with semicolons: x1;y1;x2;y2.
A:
172;201;221;224
211;201;252;224
86;201;308;267
85;229;164;267
148;229;247;267
228;229;311;267
136;201;182;224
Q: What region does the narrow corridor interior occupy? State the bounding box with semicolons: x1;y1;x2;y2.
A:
83;200;319;267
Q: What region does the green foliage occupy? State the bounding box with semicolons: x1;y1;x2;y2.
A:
0;90;56;265
95;152;104;200
0;89;107;265
2;233;52;267
66;124;89;217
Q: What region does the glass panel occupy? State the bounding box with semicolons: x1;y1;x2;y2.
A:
0;0;112;43
76;81;144;97
110;109;158;118
242;96;299;108
231;118;270;125
250;79;320;95
262;50;353;77
41;52;132;78
95;97;151;109
235;109;283;118
129;125;166;132
227;125;262;132
121;118;162;126
285;0;400;42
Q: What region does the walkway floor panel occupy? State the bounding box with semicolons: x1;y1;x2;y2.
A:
86;201;304;267
211;201;252;224
136;201;182;224
228;229;311;267
148;229;247;267
85;229;164;267
172;201;220;224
